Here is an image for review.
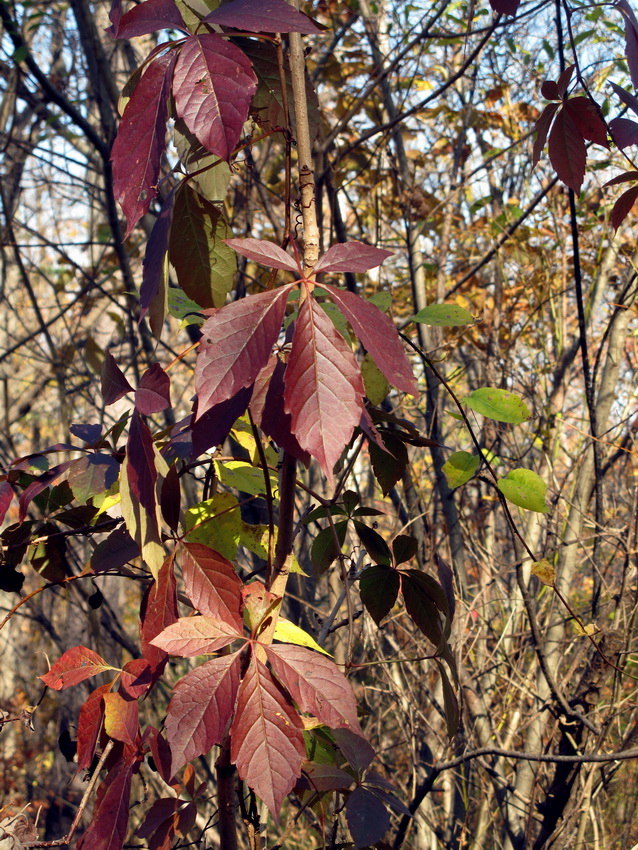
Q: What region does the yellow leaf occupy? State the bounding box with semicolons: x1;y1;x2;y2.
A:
531;559;555;587
273;618;332;656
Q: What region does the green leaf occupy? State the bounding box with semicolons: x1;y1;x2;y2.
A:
359;566;400;625
169;183;235;309
184;493;241;560
435;659;459;738
464;387;530;424
361;353;390;405
239;522;306;575
497;468;549;513
273;618;332;656
442;451;479;489
214;460;277;497
413;303;473;326
369;431;409;496
174;121;233;202
367;291;392;313
167;287;204;323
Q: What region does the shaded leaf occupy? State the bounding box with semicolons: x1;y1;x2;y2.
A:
195;285;292;415
165;650;243;774
204;0;320;33
435;659;459;738
304;762;354;792
611;183;638;230
332;727;375;774
91;527;139;575
17;461;72;523
353;520;392;566
442;451;479;489
497;468;549;513
369;430;409;496
359;566;400;625
464;387;530;424
151;615;241;656
392;534;418;566
40;646;114;690
488;0;520;14
609;117;638;149
108;0;186;39
346;786;391;849
284;292;365;481
191;387;253;458
401;571;448;647
557;64;576;97
610;80;638;116
173;34;257;161
68;454;119;502
77;683;111;771
266;643;360;730
311;520;348;578
101;350;133;405
169;183;236;309
0;481;13;525
181;542;243;631
70;424;102;445
533;101;560;166
224;237;300;272
548;107;587;194
540;80;560;101
315;242;393;274
564;97;609;148
619;0;638;87
140;188;176;335
119;659;153;699
111;50;174;237
77;749;138;850
323;285;417;396
160;463;180;532
174;121;233;201
230;656;305;816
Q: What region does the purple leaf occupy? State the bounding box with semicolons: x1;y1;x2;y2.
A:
173;34;257;162
604;170;638;187
487;0;520;14
111;50;175;237
68;454;120;502
548;107;587;193
204;0;320;34
611;184;638;230
332;727;375;774
191;388;253;457
224;237;300;272
108;0;186;39
323;285;418;396
284;292;365;482
195;286;292;417
609;117;638;148
140;186;176;327
540;80;560;101
303;763;354;792
564;97;609;148
70;424;102;444
76;750;138;850
619;0;638;87
101;350;133;405
135;363;171;415
77;683;111;771
346;786;391;850
556;64;576;98
314;241;393;274
140;557;179;678
533;102;560;167
18;461;74;523
610;80;638;116
127;410;157;514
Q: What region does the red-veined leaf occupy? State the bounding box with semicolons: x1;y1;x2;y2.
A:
314;241;393;274
346;786;390;850
77;683;112;770
332;727;375;774
194;285;292;417
140;556;179;677
548;107;586;193
108;0;186;38
173;34;257;161
18;460;74;522
40;646;114;690
487;0;520;14
111;50;175;237
619;0;638;87
609;117;638;149
284;292;364;481
564;97;609;148
265;643;361;730
611;184;638;230
104;692;139;748
135;363;171;415
180;542;243;631
322;286;418;396
165;650;243;774
150;615;241;656
224;237;300;272
249;355;311;465
604;170;638;187
204;0;320;33
0;481;14;525
76;748;139;850
101;350;133;405
230;656;305;816
610;80;638;116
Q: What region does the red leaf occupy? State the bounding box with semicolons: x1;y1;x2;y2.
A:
204;0;320;34
548;107;586;193
230;656;305;816
127;411;157;513
120;659;153;699
111;50;174;237
322;286;418;396
265;643;361;731
136;363;172;415
609;117;638;149
610;81;638;117
18;460;73;522
284;293;364;481
40;646;113;690
224;237;300;272
346;786;390;849
77;683;112;770
611;184;638;230
136;798;180;841
532;101;559;166
77;749;138;850
191;387;253;457
150;615;241;656
314;241;393;274
619;0;638;87
101;350;134;405
108;0;186;38
0;481;14;525
194;286;292;417
488;0;520;13
556;64;576;98
173;34;257;161
604;170;638;187
564;97;609;148
104;692;139;747
165;650;243;774
181;542;243;631
140;188;176;319
140;556;179;676
250;355;311;465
